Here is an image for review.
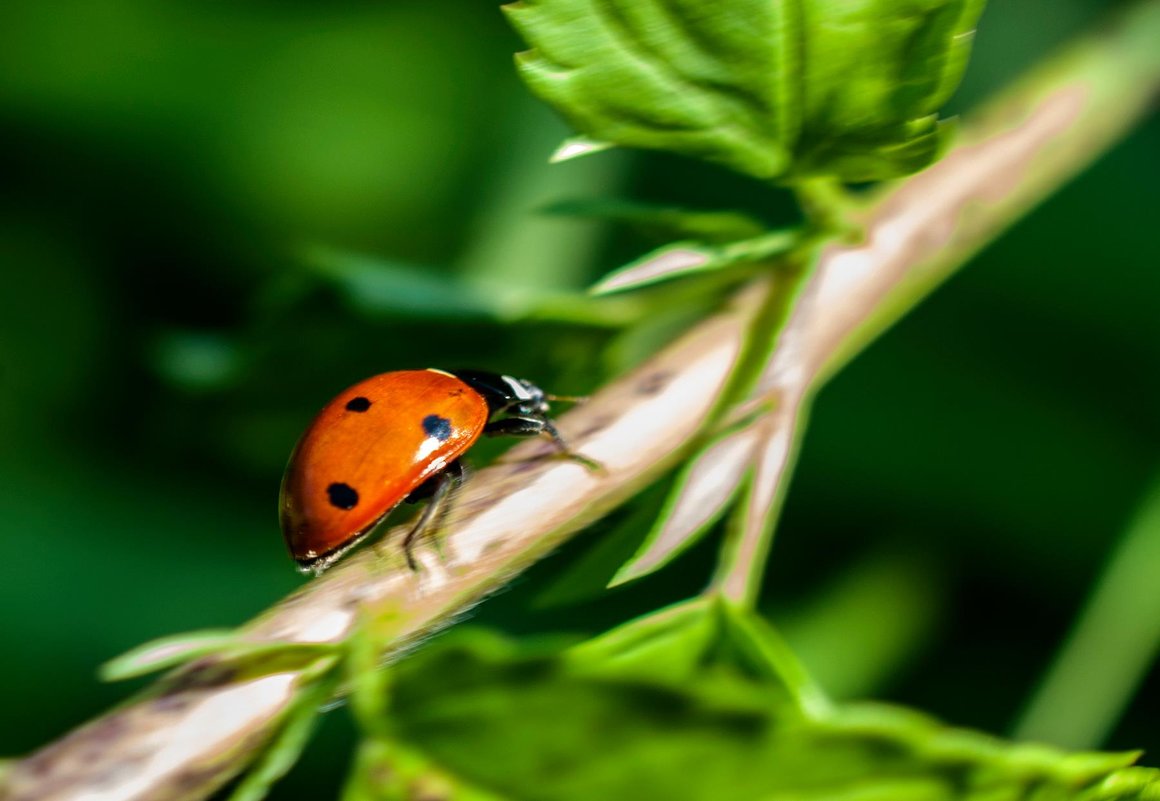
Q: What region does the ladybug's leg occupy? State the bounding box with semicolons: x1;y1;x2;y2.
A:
485;415;556;442
486;416;602;472
401;460;465;571
404;474;439;503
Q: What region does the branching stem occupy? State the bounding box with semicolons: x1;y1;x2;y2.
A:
792;177;855;238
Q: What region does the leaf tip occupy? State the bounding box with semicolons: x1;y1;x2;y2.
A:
98;630;239;682
606;528;687;588
550;136;614;164
606;562;648;589
499;0;530;23
589;246;712;295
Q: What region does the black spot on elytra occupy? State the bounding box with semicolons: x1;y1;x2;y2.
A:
345;396;372;412
327;482;359;509
422;414;453;442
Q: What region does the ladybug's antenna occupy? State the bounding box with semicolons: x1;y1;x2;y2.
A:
544;393;587;405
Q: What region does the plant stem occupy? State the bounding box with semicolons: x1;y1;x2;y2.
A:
710;408;810;611
792;177;854;237
709;255;816;610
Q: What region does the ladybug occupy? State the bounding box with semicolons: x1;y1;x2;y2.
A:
279;368;586;575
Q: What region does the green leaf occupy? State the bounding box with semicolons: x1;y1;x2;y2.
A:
550;135;615;163
567;597;829;711
99;629;240;681
392;622;792;801
543;198;768;243
383;616;1160;801
346;601;409;740
505;0;800;179
600;296;718;373
787;0;983;180
590;228;799;295
302;247;511;321
711;600;831;717
100;629;338;682
565;598;727;684
610;259;817;588
609;422;759;586
342;739;511;801
795;118;955;183
302;246;643;328
506;0;984;182
227;669;340;801
531;480;671;609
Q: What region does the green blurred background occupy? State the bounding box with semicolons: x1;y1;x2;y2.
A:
0;0;1157;797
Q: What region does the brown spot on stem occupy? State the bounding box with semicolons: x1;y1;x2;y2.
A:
637;370;672;396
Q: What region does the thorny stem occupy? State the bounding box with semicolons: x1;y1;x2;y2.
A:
4;4;1160;800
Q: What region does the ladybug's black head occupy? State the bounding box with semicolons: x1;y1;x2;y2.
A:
451;369;551;417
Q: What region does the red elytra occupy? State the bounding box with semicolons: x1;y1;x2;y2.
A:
279;369;489;574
